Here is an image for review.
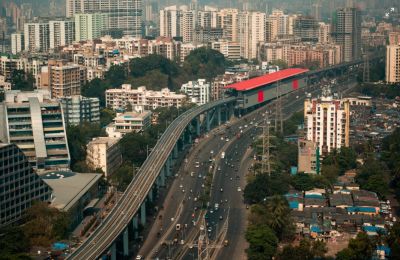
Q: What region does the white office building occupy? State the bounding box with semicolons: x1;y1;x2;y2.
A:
0;90;70;171
180;79;210;105
106;111;152;138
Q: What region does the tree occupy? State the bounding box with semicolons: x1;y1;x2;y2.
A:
336;232;374;260
387;222;400;260
81;78;109;107
10;70;34;91
110;163;134;191
290;173;316;191
0;226;30;259
23;202;70;247
276;239;327;260
104;65;127;87
269;59;288;69
243;173;289;204
245;224;278;260
100;108;116;127
263;196;294;241
183;47;226;81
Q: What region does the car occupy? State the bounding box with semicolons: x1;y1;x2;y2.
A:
179;184;183;188
210;209;214;214
244;124;248;128
218;167;221;171
210;150;214;154
219;216;223;220
225;138;229;142
182;189;185;193
198;174;202;178
176;224;181;230
136;255;143;260
230;177;233;181
194;197;198;201
190;172;194;177
220;188;223;192
221;136;224;140
237;187;242;192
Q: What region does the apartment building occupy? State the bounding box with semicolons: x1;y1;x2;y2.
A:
0;90;70;171
106;84;187;111
332;7;361;62
66;0;142;37
74;13;109;41
298;139;320;175
86;137;122;178
304;90;350;155
0;143;52;227
106;111;152;138
211;40;241;60
386;32;400;83
181;79;210;105
238;11;266;60
49;19;75;49
37;59;87;98
11;33;24;55
24;21;50;52
59;95;100;126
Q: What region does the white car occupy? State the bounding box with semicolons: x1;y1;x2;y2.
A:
237;187;242;192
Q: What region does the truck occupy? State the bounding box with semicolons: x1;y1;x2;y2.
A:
221;152;225;159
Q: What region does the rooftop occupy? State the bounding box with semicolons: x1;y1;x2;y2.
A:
224;68;309;91
42;171;102;212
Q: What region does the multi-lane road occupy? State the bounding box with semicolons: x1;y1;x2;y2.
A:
138;76;358;260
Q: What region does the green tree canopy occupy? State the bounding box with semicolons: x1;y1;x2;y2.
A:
336;232;375;260
243;173;289;204
10;70;34;91
245;224;278;260
183;47;226;81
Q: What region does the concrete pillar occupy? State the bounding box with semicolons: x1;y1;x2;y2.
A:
132;216;139;239
123;228;129;256
166;158;171;176
160;168;166;186
217;106;221;125
206;112;211;132
173;143;178;158
229;104;234;120
110;242;117;260
188;132;192;144
140;201;146;225
196;117;201;136
148;186;153;202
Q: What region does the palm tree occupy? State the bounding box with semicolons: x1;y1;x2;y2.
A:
265;195;290;236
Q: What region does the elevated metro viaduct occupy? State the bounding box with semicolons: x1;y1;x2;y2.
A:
225;68;309;111
68;62;362;259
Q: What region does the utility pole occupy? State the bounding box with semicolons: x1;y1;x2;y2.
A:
261;112;272;176
197;217;209;260
363;53;370;83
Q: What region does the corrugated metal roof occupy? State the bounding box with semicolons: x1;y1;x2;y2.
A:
224;68;309;91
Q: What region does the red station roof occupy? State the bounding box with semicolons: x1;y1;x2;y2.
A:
225;68;309;91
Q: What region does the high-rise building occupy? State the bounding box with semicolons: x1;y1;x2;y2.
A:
86;137;122;178
238;11;266;60
23;21;50;52
217;8;239;42
159;5;195;43
0;143;52;227
180;79;210;105
318;22;331;44
386;44;400;83
332;7;361;62
37;60;87;99
66;0;142;38
0;90;70;171
49;19;75;49
293;16;319;42
11;33;24;55
74;13;109;41
59;95;100;126
304;90;350;155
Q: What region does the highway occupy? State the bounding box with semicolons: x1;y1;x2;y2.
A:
138;76;358;260
67;97;236;259
68;62;359;259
